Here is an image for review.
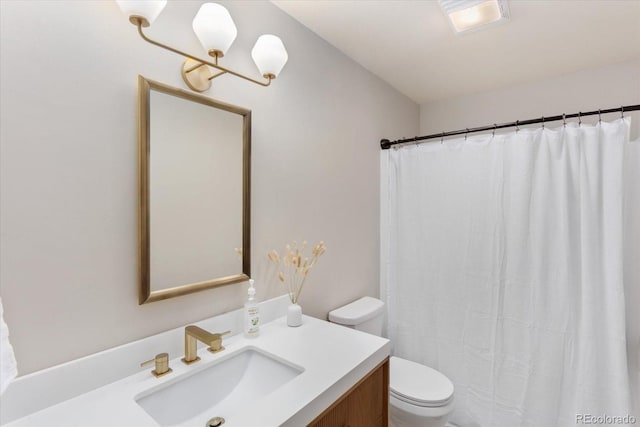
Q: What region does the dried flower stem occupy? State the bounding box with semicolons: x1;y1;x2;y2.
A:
267;240;326;304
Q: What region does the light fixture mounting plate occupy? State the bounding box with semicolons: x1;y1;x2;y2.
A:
181;59;213;93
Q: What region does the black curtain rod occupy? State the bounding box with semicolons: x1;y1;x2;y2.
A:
380;104;640;150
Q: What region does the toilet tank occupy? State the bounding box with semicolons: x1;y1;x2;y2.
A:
328;296;385;336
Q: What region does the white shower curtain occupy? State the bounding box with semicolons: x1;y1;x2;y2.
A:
386;119;634;427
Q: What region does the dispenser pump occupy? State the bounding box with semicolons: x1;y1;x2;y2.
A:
248;279;256;299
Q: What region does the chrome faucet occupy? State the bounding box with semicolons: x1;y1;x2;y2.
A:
181;325;230;365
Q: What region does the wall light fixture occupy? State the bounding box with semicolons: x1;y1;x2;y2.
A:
115;1;288;92
439;0;509;34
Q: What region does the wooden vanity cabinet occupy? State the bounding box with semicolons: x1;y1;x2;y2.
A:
308;358;389;427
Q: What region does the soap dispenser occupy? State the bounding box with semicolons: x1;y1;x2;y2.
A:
244;279;260;338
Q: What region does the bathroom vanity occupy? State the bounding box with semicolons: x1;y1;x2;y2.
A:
309;359;388;427
0;296;390;427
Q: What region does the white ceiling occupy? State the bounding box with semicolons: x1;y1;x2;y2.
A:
272;0;640;105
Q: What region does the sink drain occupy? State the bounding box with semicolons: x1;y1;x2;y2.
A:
206;416;225;427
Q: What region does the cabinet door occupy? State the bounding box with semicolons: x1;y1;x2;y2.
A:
345;360;385;427
308;399;348;427
308;359;388;427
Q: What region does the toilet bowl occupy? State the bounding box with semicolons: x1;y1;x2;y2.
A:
328;297;454;427
389;356;454;427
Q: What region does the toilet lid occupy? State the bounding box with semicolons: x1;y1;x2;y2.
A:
390;356;454;407
328;296;384;326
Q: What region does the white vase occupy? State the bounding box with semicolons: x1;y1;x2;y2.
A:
287;303;302;327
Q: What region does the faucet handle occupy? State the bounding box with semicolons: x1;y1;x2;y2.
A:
208;330;231;354
141;352;173;377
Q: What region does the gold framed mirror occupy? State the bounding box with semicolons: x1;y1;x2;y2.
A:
138;76;251;304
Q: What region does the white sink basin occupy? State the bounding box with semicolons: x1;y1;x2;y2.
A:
135;347;304;426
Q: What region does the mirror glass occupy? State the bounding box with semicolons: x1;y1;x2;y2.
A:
138;76;251;304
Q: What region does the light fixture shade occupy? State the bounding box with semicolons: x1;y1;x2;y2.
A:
439;0;509;33
192;3;237;56
115;0;167;27
251;35;288;78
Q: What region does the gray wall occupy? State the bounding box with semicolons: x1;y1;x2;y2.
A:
0;0;418;374
420;59;640;138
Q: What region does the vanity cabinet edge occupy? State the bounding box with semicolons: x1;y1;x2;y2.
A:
308;357;389;427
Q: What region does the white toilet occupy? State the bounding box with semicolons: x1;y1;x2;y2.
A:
328;297;455;427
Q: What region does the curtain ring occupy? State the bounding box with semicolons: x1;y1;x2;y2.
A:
542;116;545;129
562;113;566;127
441;132;445;144
516;120;520;132
492;123;497;136
621;105;624;118
598;109;602;123
465;128;469;141
578;112;582;127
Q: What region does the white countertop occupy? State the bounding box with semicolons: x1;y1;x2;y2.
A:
4;315;390;427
